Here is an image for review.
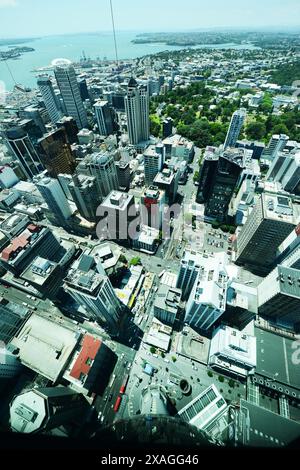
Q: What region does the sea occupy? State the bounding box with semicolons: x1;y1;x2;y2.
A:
0;31;259;91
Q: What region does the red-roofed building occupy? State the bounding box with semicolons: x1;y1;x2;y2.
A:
69;335;101;381
64;334;116;395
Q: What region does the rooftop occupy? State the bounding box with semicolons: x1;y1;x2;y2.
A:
0;224;42;262
255;327;300;395
154;284;181;315
101;191;134;210
262;193;297;223
10;313;80;382
21;257;57;286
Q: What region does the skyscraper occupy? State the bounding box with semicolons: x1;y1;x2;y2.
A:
3;126;44;179
37;128;77;178
68;173;99;222
36;177;73;226
56;116;79;145
125;78;149;145
37;76;62;124
257;265;300;331
176;250;202;301
262;134;289;162
94;100;115;136
236;193;299;274
224;108;246;149
53;59;88;130
77;152;119;203
185;253;228;332
198;148;244;222
64;253;123;335
144;145;164;186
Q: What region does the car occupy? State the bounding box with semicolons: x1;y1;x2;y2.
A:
108;394;113;401
103;396;108;403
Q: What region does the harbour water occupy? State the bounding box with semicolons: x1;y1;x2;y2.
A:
0;31;259;91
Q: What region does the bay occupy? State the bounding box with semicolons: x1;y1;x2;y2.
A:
0;31;259;91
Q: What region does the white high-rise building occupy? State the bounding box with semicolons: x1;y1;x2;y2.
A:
144;145;164;186
224;108;246;149
185;253;228;332
125;78;149;145
37;76;63;124
36;176;73;226
262;134;289;163
53;59;88;130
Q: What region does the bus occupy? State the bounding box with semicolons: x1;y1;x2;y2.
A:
114;395;122;413
109;373;116;388
119;374;129;395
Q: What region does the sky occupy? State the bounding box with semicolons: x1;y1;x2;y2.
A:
0;0;300;38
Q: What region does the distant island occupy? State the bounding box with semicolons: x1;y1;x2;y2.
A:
0;46;35;61
132;31;300;49
132;32;245;47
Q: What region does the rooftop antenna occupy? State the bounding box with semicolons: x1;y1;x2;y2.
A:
109;0;119;67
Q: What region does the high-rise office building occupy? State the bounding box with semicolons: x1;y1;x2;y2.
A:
196;147;220;204
236;193;299;274
276;224;300;270
185;253;228;332
10;387;87;434
54;59;88;129
176;250;203;301
36;177;73;226
94;100;115;136
68;173;99;222
257;265;300;331
3;126;44;179
77;152;119;203
154;168;178;205
266;151;293;182
162;117;173;138
266;151;300;195
141;186;165;230
97;191;138;244
37;128;77;178
37;76;63;124
224;108;246;149
115;161;131;191
64;253;123;334
144;145;164;186
19;106;46;134
56;116;79;145
262;134;289;162
125;78;149;145
198;148;244;222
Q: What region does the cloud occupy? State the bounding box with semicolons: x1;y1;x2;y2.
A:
0;0;17;7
